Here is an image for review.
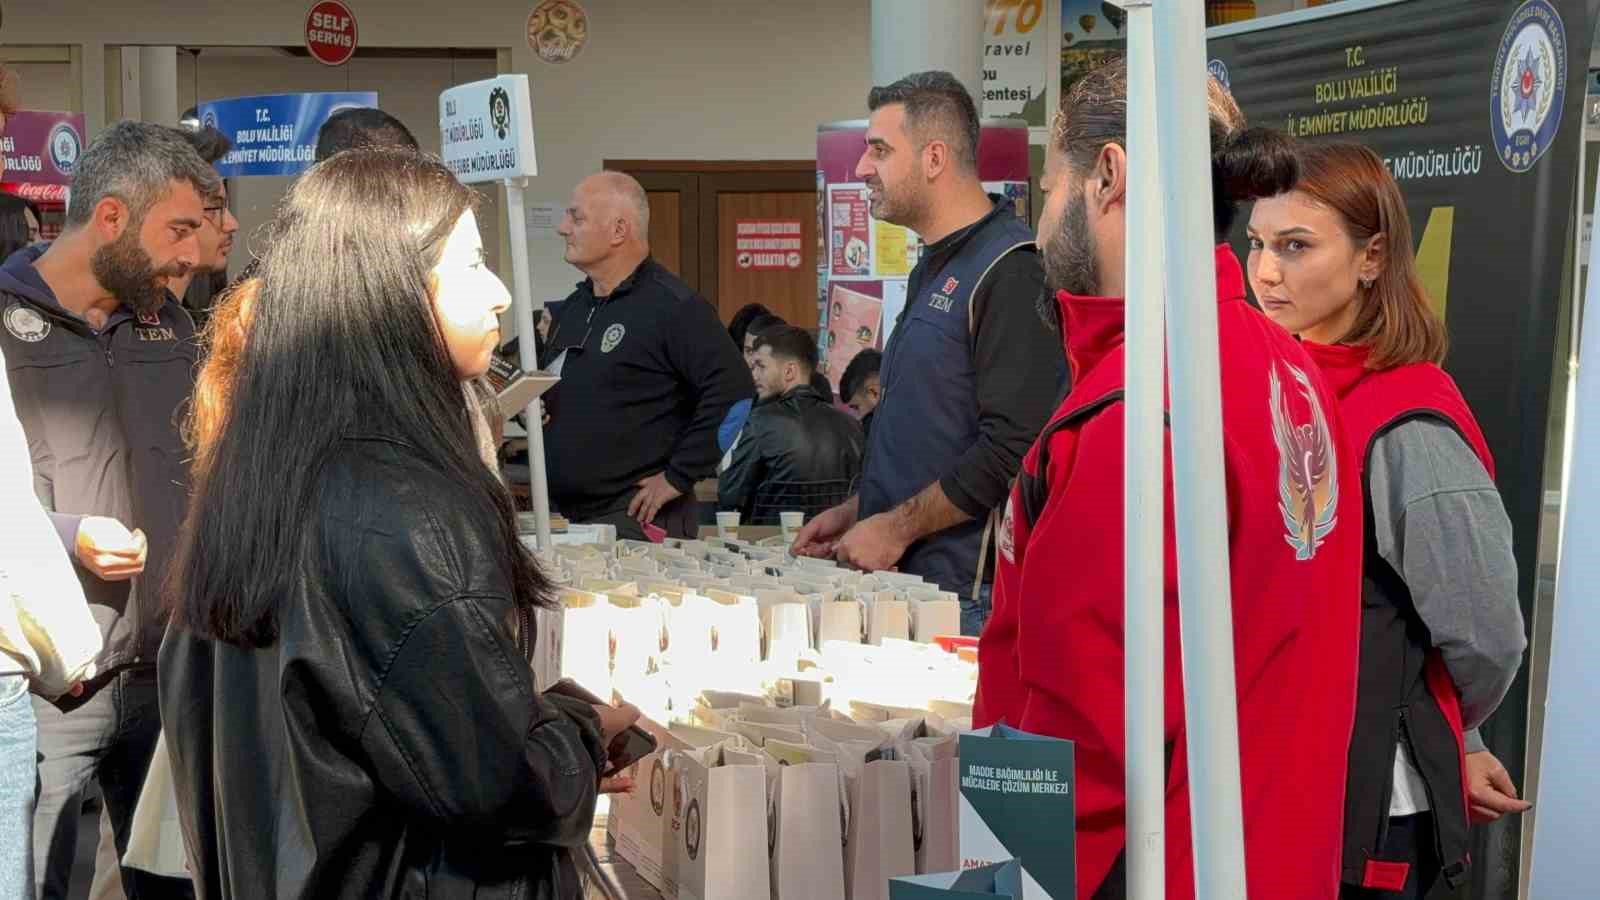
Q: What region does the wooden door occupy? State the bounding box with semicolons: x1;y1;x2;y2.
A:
633;171;699;287
699;171;819;329
606;162;817;328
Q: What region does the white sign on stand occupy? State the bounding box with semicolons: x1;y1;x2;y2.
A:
440;74;553;554
440;74;538;182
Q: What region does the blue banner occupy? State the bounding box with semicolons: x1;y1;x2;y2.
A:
198;92;378;177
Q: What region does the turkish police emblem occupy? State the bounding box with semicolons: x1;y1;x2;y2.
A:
1490;0;1567;174
4;302;50;343
489;86;512;140
600;323;625;353
1207;58;1230;90
47;122;82;177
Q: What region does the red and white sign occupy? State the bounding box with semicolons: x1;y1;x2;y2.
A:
305;1;358;67
734;219;804;271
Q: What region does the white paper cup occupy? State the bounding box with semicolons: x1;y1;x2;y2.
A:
716;511;741;540
779;511;805;542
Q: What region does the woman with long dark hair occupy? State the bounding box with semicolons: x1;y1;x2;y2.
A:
0;192;42;263
1247;142;1527;900
160;149;633;899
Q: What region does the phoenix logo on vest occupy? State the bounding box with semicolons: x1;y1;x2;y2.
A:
997;496;1017;564
4;303;50;343
600;323;626;353
1269;360;1340;560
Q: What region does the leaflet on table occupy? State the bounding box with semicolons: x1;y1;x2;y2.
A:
829;183;873;277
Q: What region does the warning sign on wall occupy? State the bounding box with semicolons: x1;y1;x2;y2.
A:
735;219;804;270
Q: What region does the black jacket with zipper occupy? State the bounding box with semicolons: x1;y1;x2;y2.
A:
159;431;607;899
718;384;863;522
0;243;195;692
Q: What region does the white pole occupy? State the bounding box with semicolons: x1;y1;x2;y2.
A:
504;177;553;551
1150;3;1248;897
1119;2;1165;897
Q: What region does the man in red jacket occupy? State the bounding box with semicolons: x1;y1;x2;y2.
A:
974;61;1363;899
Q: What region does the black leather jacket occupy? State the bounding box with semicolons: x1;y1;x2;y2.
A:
159;433;605;900
718;384;863;521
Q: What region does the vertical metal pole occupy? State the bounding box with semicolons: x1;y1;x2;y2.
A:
504;177;553;551
1150;2;1249;896
1121;2;1165;896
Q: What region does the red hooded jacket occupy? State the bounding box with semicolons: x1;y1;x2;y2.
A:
975;246;1363;899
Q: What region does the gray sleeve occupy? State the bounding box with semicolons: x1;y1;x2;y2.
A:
1464;728;1487;754
1368;418;1526;730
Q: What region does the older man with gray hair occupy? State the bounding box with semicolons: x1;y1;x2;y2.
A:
0;119;217;900
543;171;747;539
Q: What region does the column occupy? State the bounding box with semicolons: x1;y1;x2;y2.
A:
869;0;984;99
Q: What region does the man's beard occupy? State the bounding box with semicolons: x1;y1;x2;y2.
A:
868;174;925;228
1043;184;1100;297
91;227;189;316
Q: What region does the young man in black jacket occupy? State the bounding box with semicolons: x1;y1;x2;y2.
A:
0;120;218;899
719;325;863;522
544;172;747;539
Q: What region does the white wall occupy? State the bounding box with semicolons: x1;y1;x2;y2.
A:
3;0;873;305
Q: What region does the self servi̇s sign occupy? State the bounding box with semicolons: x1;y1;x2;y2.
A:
439;75;538;184
199;92;378;177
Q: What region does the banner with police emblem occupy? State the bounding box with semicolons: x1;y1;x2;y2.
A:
1208;2;1589;898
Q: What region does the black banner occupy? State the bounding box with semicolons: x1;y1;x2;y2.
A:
1210;1;1589;896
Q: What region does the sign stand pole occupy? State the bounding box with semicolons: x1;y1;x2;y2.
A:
1151;3;1249;896
504;176;553;551
1117;2;1166;897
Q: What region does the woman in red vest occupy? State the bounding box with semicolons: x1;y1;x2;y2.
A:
1246;142;1529;900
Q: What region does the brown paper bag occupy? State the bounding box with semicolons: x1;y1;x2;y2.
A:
819;598;867;647
904;736;960;874
671;748;772;900
770;760;848;900
607;716;688;895
868;594;912;645
844;758;917;900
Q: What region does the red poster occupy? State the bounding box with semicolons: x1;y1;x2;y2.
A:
823;283;883;391
829;184;872;277
734;219;804;270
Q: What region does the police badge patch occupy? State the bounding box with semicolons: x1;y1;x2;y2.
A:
600;323;626;353
4;302;50;343
1491;0;1568;174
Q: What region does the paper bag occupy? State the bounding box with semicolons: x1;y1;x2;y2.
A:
844;759;917;900
121;732;188;878
671;748;772;900
889;860;1023;899
703;590;762;667
958;726;1075;899
819;598;867;646
769;761;849;900
909;595;962;644
868;595;912;645
608;594;665;703
607;716;688;895
904;736;960;874
556;589;612;698
758;590;813;669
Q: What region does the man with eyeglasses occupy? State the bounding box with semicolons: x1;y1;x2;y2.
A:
170;125;238;323
0;121;216;900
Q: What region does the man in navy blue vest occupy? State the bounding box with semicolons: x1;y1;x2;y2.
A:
793;71;1063;634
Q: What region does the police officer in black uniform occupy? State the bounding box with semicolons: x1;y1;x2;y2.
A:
542;172;747;539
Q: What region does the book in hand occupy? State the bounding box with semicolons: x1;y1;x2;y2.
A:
486;355;558;421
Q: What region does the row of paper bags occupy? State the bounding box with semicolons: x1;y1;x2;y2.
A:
607;701;961;900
